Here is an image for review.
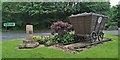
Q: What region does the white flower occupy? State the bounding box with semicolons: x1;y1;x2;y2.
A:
54;33;58;35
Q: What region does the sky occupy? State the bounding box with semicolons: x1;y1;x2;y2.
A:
110;0;120;6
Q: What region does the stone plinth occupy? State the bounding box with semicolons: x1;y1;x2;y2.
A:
18;40;39;49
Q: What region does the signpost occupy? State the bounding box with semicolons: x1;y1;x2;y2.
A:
3;22;15;27
3;22;15;30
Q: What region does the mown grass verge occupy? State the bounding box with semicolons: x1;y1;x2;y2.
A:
1;34;118;58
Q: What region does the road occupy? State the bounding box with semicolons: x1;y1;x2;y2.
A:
103;30;119;36
1;32;51;42
0;30;119;42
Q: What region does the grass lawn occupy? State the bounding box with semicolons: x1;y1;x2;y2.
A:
0;42;2;59
1;34;118;58
0;28;1;32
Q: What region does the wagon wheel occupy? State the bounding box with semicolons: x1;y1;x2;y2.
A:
90;31;97;43
98;31;104;41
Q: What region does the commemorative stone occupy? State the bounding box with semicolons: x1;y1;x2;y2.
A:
26;25;33;40
18;25;39;49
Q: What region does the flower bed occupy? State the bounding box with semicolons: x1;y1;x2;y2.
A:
32;32;78;46
33;21;81;46
33;36;55;46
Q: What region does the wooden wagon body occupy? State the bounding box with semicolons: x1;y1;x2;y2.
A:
69;12;107;42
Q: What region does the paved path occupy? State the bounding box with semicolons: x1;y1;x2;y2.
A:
0;30;119;42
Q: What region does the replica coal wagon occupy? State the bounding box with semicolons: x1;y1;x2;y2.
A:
69;12;107;43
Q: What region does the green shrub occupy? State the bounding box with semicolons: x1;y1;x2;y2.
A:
52;33;75;43
45;40;54;46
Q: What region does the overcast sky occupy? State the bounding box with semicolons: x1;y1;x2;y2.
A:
110;0;120;6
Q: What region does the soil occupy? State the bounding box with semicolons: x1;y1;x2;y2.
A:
48;38;112;54
37;38;112;54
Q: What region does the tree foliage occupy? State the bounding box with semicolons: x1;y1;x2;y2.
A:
116;5;120;27
2;2;111;30
106;4;120;27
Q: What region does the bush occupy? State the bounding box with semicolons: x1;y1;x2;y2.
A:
50;21;73;36
52;33;75;43
45;40;54;46
50;21;75;44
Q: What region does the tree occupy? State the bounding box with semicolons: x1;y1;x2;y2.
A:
106;4;120;28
